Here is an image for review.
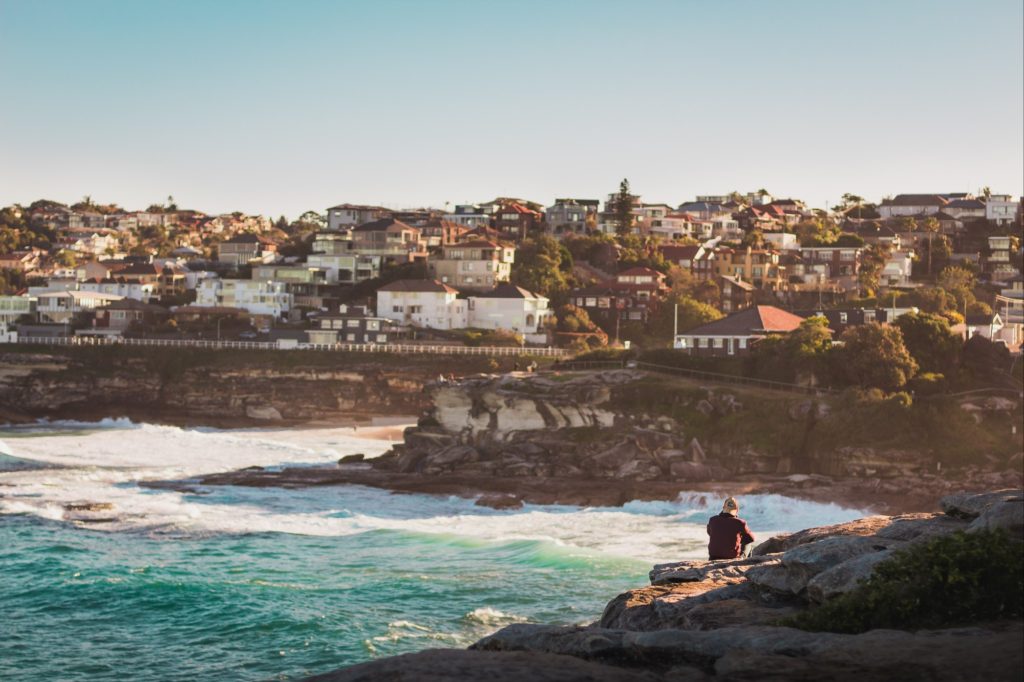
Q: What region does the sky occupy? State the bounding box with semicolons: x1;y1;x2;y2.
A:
1;0;1022;219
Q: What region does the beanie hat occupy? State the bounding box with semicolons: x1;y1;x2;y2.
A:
722;497;739;514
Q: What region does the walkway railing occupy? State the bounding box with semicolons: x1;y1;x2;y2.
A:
11;335;571;357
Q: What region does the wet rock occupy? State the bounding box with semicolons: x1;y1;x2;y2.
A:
64;502;115;512
338;454;365;465
476;493;524;510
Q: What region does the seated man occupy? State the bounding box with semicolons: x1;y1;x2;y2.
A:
707;496;756;560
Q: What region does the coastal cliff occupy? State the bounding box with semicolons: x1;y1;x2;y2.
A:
0;347;510;426
309;489;1024;681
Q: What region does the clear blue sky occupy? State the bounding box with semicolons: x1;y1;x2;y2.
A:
1;0;1021;218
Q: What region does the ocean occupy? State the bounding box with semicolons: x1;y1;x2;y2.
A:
0;421;865;681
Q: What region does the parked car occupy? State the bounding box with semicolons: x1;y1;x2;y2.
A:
239;330;258;340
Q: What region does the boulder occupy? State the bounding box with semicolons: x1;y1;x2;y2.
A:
752;516;891;556
968;496;1024;538
682;599;798;631
337;454;365;465
303;648;680;682
475;493;524;510
777;536;891;592
599;582;751;631
873;513;968;543
805;549;894;603
940;489;1021;519
650;556;773;586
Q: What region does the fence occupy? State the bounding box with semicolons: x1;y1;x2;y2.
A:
12;335;571;357
551;359;834;396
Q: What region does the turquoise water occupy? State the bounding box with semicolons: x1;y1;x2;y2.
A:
0;421;866;681
1;517;645;681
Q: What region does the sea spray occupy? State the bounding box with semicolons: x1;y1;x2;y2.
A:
0;421;867;682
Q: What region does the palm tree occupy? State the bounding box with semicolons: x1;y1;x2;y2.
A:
922;216;940;277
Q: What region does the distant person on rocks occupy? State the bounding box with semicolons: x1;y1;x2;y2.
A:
707;496;756;560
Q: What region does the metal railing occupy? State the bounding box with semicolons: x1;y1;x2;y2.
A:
11;335;571;357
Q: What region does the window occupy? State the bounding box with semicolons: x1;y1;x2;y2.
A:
409;305;422;314
376;334;387;342
346;319;360;328
713;337;722;348
346;333;356;341
840;313;848;323
392;305;404;313
367;320;379;331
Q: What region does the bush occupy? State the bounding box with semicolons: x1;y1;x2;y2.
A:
783;530;1023;633
886;391;913;408
908;372;947;396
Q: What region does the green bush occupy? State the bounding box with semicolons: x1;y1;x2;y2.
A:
784;530;1023;633
908;372;947;396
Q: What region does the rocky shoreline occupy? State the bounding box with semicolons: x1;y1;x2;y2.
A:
306;489;1024;681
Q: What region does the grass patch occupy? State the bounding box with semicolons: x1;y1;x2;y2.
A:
783;530;1023;633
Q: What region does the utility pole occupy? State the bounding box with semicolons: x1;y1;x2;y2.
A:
673;303;679;348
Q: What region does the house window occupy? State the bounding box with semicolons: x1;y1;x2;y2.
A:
346;333;356;341
713;337;722;348
392;306;404;313
698;337;707;348
346;319;360;328
738;338;747;349
409;306;422;314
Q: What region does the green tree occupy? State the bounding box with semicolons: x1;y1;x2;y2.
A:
921;217;940;277
644;294;721;346
894;311;961;375
510;235;573;302
612;178;635;236
837;323;918;392
841;193;865;219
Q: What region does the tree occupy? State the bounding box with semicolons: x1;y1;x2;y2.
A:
612;178;635;236
921;217;940;277
554;304;607;347
836;323;918;392
510;235;573;302
646;294;721;345
751;316;833;383
894;311;961;375
895;216;918;233
841;193;865;220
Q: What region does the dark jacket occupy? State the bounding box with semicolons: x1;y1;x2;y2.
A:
707;512;756;560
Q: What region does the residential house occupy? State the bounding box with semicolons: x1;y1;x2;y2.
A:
492;202;543;241
0;295;34;324
79;278;156;302
375;279;466;330
306;253;381;284
963;312;1004;341
0;250;43;273
326;204;391;231
985;235;1019;281
35;291;124;323
672;305;805;355
467;284;550;341
659;244;704;270
719;275;756;313
943;198;986;221
985;195;1019;226
312;232;352;255
307;305;391;345
418;218;468;247
792;307;915;336
443;205;492;229
91;299;170;335
852;222;901;249
217;234;276;266
798;245;862;288
546;199;599;235
713;247;785;291
878;194;948;219
998;276;1023;325
762;233;799;252
426;239;515;290
649;213;697;240
349;218;426;264
879;250;915;288
676;201;729;221
195;279;293;320
932;211;964;235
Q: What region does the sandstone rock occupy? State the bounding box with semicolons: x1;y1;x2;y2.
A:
777;536;891;592
744;561;805;596
968;496;1024;538
650;556;773;586
245;404;282;420
599;582;751;631
304;648;676;682
940;489;1022;519
753;516;891;555
873;513;968;543
682;598;798;630
805;549;894;603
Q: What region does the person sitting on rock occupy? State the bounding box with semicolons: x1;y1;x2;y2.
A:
707;496;756;560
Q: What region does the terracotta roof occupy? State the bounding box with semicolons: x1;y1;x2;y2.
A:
377;279;459;294
680;305;804;336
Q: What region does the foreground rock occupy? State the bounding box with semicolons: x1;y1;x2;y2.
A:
306;489;1024;681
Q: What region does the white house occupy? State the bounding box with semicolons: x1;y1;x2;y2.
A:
35;291;123;323
880;250;915;288
375;279;466;330
0;295;34;324
878;194;948;219
985;195;1018;226
79;279;156;302
467;284;550;342
762;232;799;252
195;279;293;319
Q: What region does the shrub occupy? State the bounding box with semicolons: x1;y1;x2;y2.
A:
784;530;1023;633
908;372;947;396
886;391;913;408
